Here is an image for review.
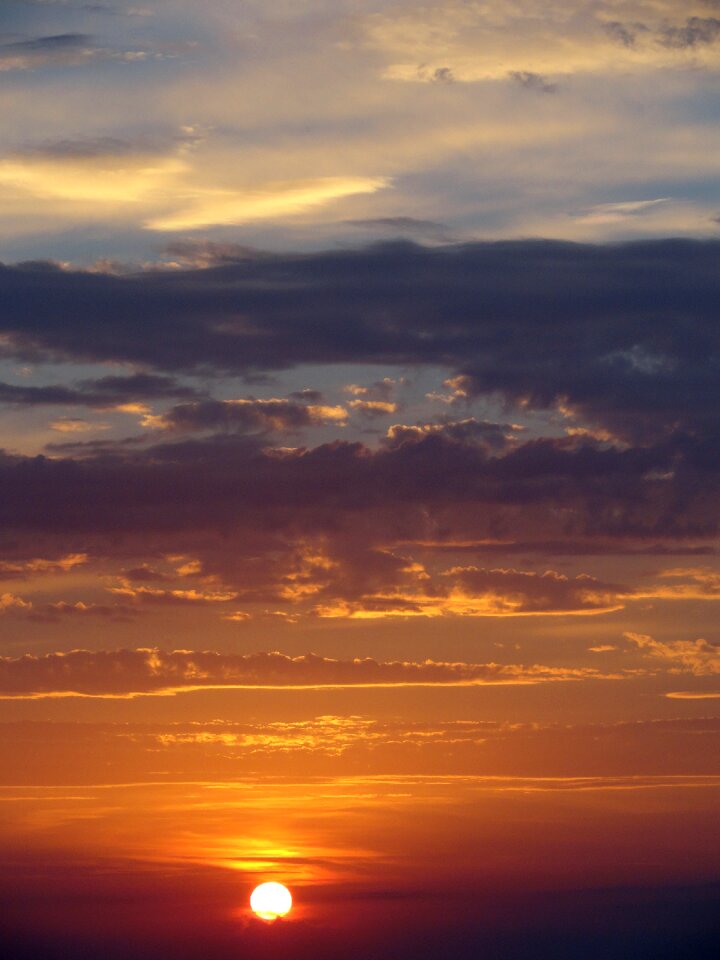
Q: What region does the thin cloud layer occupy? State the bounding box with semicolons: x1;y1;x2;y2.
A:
0;33;144;72
0;648;613;697
373;1;720;82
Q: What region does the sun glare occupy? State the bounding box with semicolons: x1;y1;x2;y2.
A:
250;881;293;921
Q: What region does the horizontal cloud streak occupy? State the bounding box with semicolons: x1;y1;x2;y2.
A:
2;240;719;444
0;649;616;698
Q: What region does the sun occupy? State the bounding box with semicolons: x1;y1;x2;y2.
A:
250;881;293;921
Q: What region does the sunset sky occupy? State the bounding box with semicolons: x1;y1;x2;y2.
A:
1;2;719;958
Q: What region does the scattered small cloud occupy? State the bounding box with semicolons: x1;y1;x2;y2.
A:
658;17;720;50
625;631;720;675
509;71;557;93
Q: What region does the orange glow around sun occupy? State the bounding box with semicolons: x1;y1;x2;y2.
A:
250;881;293;920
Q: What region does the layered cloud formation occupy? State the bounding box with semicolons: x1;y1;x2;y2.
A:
0;240;719;639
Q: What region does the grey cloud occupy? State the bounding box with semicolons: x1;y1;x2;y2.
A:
0;30;154;71
0;33;98;70
19;130;200;159
155;397;344;434
431;66;454;83
76;372;201;401
289;388;324;402
658;17;720;49
0;373;200;408
604;21;647;49
345;217;451;240
2;237;719;448
509;71;557;93
162;240;268;268
26;601;135;623
384;418;518;452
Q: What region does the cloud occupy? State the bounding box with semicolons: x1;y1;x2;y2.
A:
0;140;382;236
1;716;718;786
439;567;624;616
0;553;88;580
343;378;402;402
373;2;720;83
573;198;670;225
509;71;557;94
348;399;398;418
1;238;719;448
0;372;200;408
107;584;238;606
27;600;135;623
384;418;521;452
21;132;201;160
0;152;188;204
625;632;720;675
161;239;269;268
665;690;720;699
49;417;109;433
0;33;105;72
604;21;647;49
149;398;347;434
633;567;720;601
0;648;617;698
0;239;719;613
0;421;713;618
145;177;389;231
658;17;720;49
310;563;625;620
0;593;32;614
345;217;451;241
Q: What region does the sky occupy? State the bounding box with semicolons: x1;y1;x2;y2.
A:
1;1;719;958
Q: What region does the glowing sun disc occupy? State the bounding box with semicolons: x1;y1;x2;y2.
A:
250;881;293;920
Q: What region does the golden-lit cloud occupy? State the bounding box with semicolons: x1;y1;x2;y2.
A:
633;567;720;601
348;399;398;416
625;632;720;675
370;1;720;83
0;593;32;614
49;417;110;433
147;398;348;433
108;584;238;606
0;154;188;204
0;648;619;698
0;553;88;579
313;567;626;619
145;177;389;231
0;139;387;236
665;691;720;699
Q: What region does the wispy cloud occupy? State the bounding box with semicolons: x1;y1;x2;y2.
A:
145;177;389;231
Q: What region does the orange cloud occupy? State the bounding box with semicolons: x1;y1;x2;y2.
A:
0;553;88;579
625;632;720;675
108;583;238;605
314;567;626;619
0;648;619;698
